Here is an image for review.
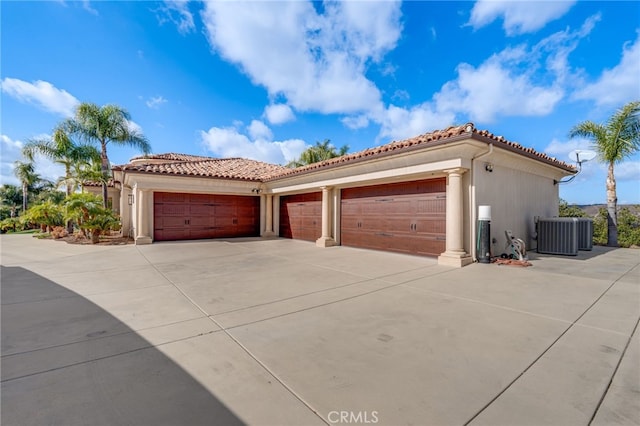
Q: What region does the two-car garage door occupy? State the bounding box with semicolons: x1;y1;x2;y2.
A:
154;192;259;241
279;178;446;257
341;178;446;257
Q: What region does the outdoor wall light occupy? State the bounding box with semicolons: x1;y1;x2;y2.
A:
128;194;135;205
485;163;494;172
251;188;262;194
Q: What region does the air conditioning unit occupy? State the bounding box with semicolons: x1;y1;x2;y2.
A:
537;218;578;256
577;218;593;251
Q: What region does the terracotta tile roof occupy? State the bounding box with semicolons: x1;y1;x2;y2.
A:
114;124;574;182
113;156;289;181
267;123;575;180
82;179;115;187
129;153;216;162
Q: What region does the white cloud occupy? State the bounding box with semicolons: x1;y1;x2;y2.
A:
157;0;195;35
1;78;79;117
573;33;640;107
428;17;597;124
544;137;594;158
264;104;295;125
615;161;640;182
468;0;576;35
201;1;401;116
127;120;144;135
247;120;273;141
200;122;307;165
378;103;456;141
341;115;370;130
146;95;168;109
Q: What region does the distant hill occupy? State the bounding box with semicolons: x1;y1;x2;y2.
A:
578;204;640;217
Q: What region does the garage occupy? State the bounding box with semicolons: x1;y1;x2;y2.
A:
153;192;259;241
279;192;322;241
341;178;446;256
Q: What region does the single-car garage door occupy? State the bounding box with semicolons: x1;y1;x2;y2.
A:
341;178;446;256
154;192;259;241
279;192;322;242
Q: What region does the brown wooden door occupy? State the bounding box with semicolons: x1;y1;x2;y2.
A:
279;192;322;242
340;179;446;256
154;192;259;241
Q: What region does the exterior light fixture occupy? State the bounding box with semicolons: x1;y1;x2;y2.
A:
128;194;135;205
484;163;493;172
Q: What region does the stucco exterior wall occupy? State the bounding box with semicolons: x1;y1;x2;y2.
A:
472;152;561;258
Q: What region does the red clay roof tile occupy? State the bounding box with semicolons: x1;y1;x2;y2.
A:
114;124;575;182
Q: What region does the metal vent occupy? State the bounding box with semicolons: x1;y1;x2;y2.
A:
577;218;593;251
537;218;578;256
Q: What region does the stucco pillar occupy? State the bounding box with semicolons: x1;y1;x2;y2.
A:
438;168;472;267
316;186;337;247
262;194;275;237
135;189;152;245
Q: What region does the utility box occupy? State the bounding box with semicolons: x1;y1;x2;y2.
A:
577;218;593;251
537;218;579;256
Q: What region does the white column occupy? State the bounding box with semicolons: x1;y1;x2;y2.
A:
263;194;275;237
316;186;337;247
438;168;472;267
135;189;152;245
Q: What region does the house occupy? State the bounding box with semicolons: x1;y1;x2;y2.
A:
105;123;574;267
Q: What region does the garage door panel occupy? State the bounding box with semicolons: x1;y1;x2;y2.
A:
279;192;322;242
340;178;446;257
154;192;259;242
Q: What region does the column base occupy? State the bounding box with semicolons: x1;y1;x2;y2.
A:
135;236;153;245
261;231;276;239
438;251;473;267
316;236;337;247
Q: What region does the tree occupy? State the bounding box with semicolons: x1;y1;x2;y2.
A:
287;139;349;167
23;126;101;196
569;101;640;246
13;160;39;213
0;184;23;219
65;103;151;208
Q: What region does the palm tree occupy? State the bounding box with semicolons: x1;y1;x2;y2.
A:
569;101;640;246
287;139;349;167
13;160;39;213
22;126;101;196
0;184;23;218
64;103;151;208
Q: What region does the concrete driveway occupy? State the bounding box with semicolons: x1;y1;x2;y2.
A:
1;234;638;425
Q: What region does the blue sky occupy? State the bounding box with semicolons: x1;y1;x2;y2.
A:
1;0;639;205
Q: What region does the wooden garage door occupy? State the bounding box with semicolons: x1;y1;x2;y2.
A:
341;178;446;256
154;192;259;241
279;192;322;242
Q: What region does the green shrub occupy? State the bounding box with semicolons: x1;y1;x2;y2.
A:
22;201;64;232
558;199;587;217
592;206;640;247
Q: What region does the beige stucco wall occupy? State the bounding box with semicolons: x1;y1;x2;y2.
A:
471;150;563;258
83;186;121;214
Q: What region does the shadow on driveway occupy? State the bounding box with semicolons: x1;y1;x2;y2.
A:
1;266;243;426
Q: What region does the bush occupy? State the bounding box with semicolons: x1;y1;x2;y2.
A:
22;201;64;232
64;193;120;243
559;199;587;217
0;217;22;233
592;206;640;247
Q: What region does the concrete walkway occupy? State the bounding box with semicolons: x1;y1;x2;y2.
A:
1;234;638;425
